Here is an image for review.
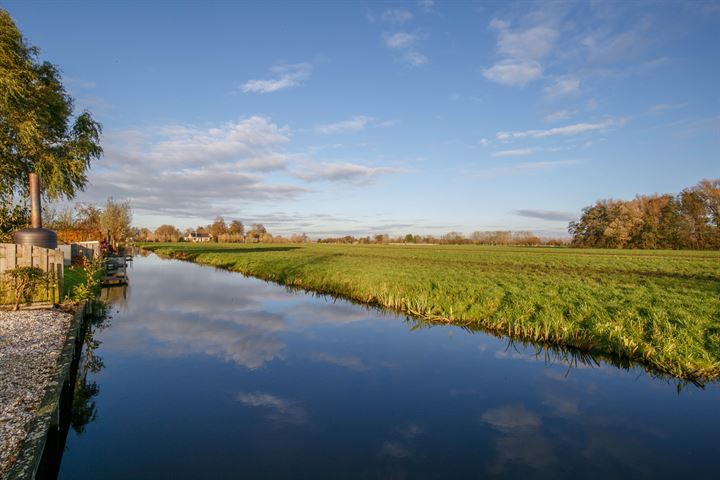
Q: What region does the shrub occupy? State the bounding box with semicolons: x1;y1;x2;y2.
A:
5;267;48;310
71;256;104;303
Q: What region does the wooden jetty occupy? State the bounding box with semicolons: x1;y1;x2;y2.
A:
102;256;128;286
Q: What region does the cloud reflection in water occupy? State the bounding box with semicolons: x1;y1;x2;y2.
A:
102;256;377;369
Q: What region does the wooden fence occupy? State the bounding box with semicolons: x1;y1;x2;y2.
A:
0;243;64;305
73;241;101;262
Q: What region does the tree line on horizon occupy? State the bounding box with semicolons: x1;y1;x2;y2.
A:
569;179;720;249
317;231;567;246
140;218;568;246
141;217;309;244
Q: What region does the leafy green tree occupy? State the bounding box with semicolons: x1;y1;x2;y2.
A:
569;201;610;247
0;198;28;241
569;179;719;249
0;10;102;200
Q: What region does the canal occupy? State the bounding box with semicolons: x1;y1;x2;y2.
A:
58;253;719;478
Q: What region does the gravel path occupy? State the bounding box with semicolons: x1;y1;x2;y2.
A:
0;309;72;478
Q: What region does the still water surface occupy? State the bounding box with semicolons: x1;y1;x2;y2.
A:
59;253;719;479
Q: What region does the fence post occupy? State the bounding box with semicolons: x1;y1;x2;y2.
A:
57;251;64;303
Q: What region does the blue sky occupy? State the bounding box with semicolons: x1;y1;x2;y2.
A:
4;1;719;237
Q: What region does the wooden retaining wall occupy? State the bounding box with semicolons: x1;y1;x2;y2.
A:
0;244;64;305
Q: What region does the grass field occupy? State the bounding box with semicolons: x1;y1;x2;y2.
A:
143;242;720;382
63;266;85;299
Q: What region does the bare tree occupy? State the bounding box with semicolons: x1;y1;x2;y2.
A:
208;216;228;238
100;198;133;245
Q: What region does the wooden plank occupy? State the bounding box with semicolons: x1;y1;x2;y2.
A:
40;247;46;301
7;244;17;271
40;248;48;273
57;257;64;303
23;244;32;267
0;245;6;273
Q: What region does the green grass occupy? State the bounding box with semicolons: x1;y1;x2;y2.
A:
143;242;720;382
63;262;104;302
63;266;85;300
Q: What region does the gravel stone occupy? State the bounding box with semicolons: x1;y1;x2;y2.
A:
0;309;72;478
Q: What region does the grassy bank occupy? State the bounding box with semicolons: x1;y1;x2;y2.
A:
143;243;720;382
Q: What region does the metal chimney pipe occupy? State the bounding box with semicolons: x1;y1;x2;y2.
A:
12;172;57;249
29;172;42;228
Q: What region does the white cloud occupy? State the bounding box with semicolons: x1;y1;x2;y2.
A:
483;60;542;87
586;98;599;111
492;148;533;157
383;32;428;66
544;109;575;123
582;21;654;65
484;18;558;87
78;116;308;218
240;62;312;94
542;394;579;417
496;118;622;140
148;116;291;167
237;392;308;425
491;21;559;61
378;119;401;128
381;8;413;24
514;209;577;221
420;0;434;12
293;162;406;184
384;32;417;49
479;138;490;146
649;102;687;113
402;50;428;66
315;116;373;135
481;405;541;432
311;352;367;371
544;77;580;98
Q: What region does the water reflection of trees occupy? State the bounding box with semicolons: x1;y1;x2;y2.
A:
404;316;706;391
70;302;110;434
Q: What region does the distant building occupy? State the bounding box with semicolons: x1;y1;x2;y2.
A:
185;232;213;243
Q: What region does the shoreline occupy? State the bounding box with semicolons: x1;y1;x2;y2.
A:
143;243;720;383
0;303;88;479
